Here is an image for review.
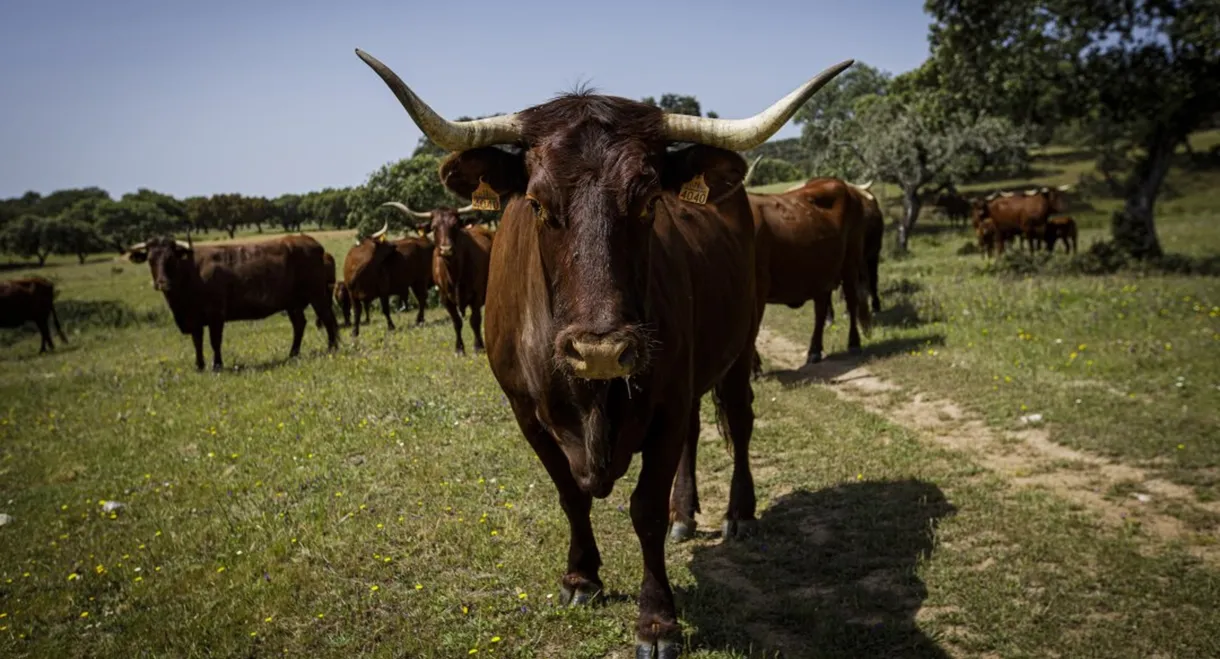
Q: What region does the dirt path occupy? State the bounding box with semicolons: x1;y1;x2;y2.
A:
752;326;1220;565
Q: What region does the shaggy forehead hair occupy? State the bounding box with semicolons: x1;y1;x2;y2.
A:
518;92;667;216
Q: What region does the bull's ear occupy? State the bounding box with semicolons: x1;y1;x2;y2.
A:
125;250;148;264
661;146;748;203
439;147;527;203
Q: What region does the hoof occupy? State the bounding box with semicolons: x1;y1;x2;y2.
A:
722;518;758;541
559;579;603;607
415;320;425;327
635;638;681;659
668;519;697;543
806;351;824;365
211;363;223;373
848;345;863;356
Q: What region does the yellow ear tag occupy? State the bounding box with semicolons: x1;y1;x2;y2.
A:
678;174;710;205
470;177;501;212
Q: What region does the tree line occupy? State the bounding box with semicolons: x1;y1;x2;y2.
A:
6;1;1214;264
0;187;351;266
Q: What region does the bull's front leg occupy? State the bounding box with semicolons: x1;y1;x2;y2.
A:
632;409;688;659
507;396;604;603
191;327;205;371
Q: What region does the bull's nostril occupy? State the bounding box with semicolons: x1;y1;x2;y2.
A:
564;340;583;362
618;345;635;368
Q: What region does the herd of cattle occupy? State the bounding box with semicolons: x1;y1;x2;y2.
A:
936;185;1079;256
0;50;1089;657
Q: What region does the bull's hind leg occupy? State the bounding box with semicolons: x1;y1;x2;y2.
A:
287;308;306;358
36;317;53;353
208;322;224;371
380;294;395;331
842;264;864;355
807;291;831;364
507;396;604;605
470;304;485;353
713;351;757;539
668;406;702;542
310;295;339;351
412;285;427;326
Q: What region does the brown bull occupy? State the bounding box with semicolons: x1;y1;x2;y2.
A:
1045;216;1078;254
0;276;68;354
341;220;435;337
381;201;492;354
750;176;874;368
357;47;849;658
974;185;1071;253
126;235;339;370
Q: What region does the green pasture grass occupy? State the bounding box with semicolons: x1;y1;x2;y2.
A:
3;272;1219;657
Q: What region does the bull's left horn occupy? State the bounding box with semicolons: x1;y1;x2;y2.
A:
1056;184;1072;191
355;49;522;151
370;220;389;241
381;201;432;220
851;180;874;191
661;59;854;151
175;240;192;250
455;204;477;215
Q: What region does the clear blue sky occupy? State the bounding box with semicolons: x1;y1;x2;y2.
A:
0;0;932;200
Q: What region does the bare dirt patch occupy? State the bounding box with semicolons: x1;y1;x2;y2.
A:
754;327;1220;565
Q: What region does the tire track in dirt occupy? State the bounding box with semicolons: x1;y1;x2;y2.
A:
753;326;1220;566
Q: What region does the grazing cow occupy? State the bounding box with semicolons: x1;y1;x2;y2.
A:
974;185;1071;253
0;276;68;354
749;176;874;369
935;191;971;227
1045;216;1078;254
341;221;436;336
356;48;849;658
807;179;883;337
125;235;339;370
381;201;492;355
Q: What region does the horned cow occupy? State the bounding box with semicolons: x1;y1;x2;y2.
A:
356;47;850;658
125;235;339;370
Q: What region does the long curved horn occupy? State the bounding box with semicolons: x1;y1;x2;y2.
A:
1000;191;1015;198
370;220;389;241
1024;188;1038;195
661;60;854;151
381;201;432;220
1056;184;1072;191
851;180;874;191
455;204;477;215
742;155;763;187
355;49;522;151
175;240;192;250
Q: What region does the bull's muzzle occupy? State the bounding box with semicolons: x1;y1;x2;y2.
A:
562;335;639;380
154;278;172;292
438;245;453;257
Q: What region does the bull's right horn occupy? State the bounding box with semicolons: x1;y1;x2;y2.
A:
381;201;432;220
1000;192;1015;197
661;60;853;151
355;49;523;151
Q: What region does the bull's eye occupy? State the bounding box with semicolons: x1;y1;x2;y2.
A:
526;195;551;226
640;195;661;221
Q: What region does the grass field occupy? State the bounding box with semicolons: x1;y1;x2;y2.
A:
2;136;1219;658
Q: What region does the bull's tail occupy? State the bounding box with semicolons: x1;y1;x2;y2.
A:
50;301;67;343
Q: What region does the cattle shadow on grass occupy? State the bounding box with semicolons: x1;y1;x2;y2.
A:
761;335;946;387
681;480;957;658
